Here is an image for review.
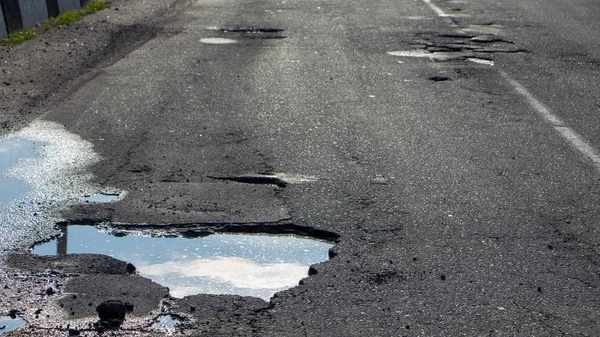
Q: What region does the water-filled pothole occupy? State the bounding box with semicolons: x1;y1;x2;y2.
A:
0;314;27;335
218;27;286;39
0;120;121;251
32;225;333;300
153;314;184;330
0;138;40;205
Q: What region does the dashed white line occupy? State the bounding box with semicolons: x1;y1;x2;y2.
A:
500;71;600;171
419;0;598;170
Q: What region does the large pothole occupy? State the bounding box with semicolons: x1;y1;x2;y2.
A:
32;224;335;301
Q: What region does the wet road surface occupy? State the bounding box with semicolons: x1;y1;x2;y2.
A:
2;0;600;335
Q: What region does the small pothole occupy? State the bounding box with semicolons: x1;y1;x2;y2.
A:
210;173;317;187
219;27;287;39
429;75;451;82
153;314;184;330
32;225;334;301
211;174;288;187
83;192;121;203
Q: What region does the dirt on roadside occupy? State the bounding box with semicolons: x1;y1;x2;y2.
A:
0;0;193;137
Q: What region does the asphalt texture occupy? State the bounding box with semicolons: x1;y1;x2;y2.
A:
1;0;600;336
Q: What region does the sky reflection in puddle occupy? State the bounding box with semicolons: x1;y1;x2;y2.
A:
0;120;117;251
0;315;27;335
83;193;120;203
0;137;40;205
33;226;333;300
153;315;182;330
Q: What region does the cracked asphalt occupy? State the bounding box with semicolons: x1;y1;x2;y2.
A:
1;0;600;335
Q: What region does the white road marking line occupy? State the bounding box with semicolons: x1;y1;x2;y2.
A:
500;71;600;170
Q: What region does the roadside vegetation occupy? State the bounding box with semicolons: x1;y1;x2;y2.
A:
1;0;111;46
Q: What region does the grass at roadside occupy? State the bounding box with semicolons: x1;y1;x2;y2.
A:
0;27;38;46
0;0;111;46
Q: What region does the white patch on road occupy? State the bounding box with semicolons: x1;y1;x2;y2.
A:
421;0;469;18
501;71;600;171
265;172;318;184
467;57;494;66
387;50;471;61
459;24;503;35
402;16;430;20
200;37;237;44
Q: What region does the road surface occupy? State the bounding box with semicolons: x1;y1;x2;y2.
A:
1;0;600;335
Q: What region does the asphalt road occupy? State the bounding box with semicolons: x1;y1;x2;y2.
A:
2;0;600;335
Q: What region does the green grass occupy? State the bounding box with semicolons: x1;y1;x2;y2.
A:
44;0;111;30
84;0;112;14
1;0;111;46
0;27;38;46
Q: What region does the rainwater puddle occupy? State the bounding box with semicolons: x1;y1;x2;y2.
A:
200;37;237;45
153;315;183;330
0;121;120;251
0;315;27;335
0;137;40;205
33;226;333;301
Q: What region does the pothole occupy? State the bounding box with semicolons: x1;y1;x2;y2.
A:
83;192;121;203
470;35;513;44
219;27;287;39
429;75;451;82
210;172;317;187
153;314;184;330
390;25;526;66
200;37;238;45
0;137;39;205
32;225;334;301
0;312;27;335
0;120;121;251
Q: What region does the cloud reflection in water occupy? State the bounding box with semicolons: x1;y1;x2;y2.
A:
33;226;332;300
